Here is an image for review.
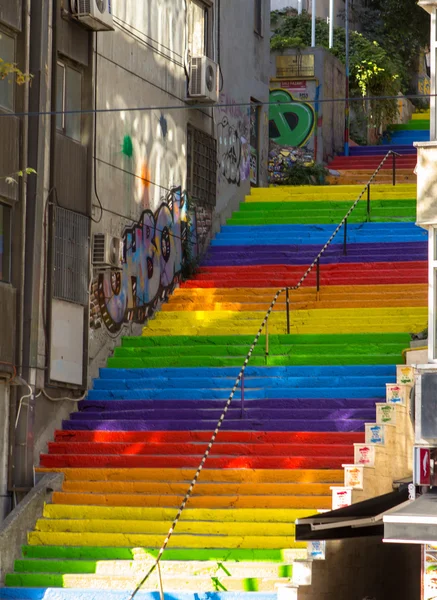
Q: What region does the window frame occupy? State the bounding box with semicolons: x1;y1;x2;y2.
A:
56;58;83;142
0;27;16;112
190;0;215;60
0;201;12;284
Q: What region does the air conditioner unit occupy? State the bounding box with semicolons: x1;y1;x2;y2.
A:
187;56;219;104
73;0;114;32
92;233;122;269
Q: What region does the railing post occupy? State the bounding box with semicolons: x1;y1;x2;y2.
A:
240;372;245;419
265;319;269;358
343;218;347;256
392;152;396;186
367;184;371;222
286;288;290;333
316;258;320;294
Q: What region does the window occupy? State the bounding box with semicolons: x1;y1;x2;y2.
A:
56;61;82;142
189;0;214;59
52;205;89;306
0;203;11;283
187;124;217;206
254;0;262;36
0;30;15;111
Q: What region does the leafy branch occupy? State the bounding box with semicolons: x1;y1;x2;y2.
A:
1;168;37;186
0;58;33;85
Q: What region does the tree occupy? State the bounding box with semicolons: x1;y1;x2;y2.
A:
271;12;401;132
349;0;430;92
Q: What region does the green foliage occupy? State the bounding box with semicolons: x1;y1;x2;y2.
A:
1;167;36;186
0;58;32;85
270;12;401;131
283;163;329;186
348;0;430;91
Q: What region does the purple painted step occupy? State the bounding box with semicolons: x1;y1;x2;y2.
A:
203;242;427;267
78;398;378;411
347;146;416;156
62;418;367;432
70;408;375;420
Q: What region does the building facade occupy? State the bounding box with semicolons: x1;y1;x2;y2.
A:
0;0;270;519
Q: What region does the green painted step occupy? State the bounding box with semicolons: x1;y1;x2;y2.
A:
14;559;293;578
238;200;416;211
389;121;429;130
226;215;415;226
122;333;411;348
21;545;303;562
4;572;290;591
114;342;406;358
107;353;402;369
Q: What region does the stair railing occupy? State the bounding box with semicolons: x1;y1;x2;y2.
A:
127;148;403;600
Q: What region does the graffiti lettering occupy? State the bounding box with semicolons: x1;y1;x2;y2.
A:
92;186;195;333
269;89;315;148
216;94;250;187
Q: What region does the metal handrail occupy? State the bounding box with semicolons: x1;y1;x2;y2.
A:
127;148;402;599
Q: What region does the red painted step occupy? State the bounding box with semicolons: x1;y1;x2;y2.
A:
40;453;352;470
47;441;355;458
329;159;416;170
55;430;364;444
181;261;427;288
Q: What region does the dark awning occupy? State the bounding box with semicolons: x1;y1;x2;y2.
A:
384;490;437;544
296;487;410;542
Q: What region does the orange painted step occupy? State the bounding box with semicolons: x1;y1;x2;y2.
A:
40;454;352;470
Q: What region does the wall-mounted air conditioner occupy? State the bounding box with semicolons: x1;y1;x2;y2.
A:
187;56;219;104
92;233;122;269
72;0;114;32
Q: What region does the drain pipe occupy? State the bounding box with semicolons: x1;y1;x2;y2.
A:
8;0;32;499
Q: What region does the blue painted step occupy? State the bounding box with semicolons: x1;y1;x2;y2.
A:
0;590;277;600
99;365;396;378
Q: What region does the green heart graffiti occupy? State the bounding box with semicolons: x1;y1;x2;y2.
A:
269;89;315;147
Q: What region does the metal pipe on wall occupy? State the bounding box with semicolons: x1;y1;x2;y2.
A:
329;0;334;48
344;0;350;156
311;0;316;47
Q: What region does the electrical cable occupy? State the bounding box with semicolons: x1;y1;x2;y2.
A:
1;92;434;119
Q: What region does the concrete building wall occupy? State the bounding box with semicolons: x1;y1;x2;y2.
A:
88;0;270;378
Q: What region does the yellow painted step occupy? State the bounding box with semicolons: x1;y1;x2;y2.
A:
50;492;330;510
28;531;305;549
44;504;315;523
143;307;427;336
36;467;344;484
163;297;426;312
35;518;297;537
61;480;333;497
246;184;416;202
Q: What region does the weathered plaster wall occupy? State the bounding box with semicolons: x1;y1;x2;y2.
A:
88;0;270;380
300;537;420;600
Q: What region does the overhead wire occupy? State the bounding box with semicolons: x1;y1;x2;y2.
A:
0;93;434;119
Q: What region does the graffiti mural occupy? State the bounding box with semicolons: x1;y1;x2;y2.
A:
268;84;317;184
91;186;196;333
216;94;250;186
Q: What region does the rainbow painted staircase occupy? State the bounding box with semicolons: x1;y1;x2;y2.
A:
0;130;429;598
328;111;429;185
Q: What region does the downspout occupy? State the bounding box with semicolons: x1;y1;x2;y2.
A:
9;0;32;498
18;0;50;492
